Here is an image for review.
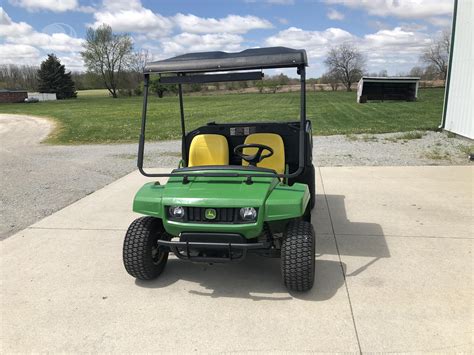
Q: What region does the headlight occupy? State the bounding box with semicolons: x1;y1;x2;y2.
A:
240;207;257;221
169;206;185;219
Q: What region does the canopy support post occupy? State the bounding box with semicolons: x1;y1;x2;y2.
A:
178;82;187;166
298;65;306;176
137;74;149;174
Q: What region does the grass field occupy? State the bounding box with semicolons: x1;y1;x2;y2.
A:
75;89;110;97
0;88;444;144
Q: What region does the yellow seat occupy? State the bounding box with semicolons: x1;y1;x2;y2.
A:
242;133;285;174
188;134;229;167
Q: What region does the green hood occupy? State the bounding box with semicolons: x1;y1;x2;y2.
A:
161;175;278;208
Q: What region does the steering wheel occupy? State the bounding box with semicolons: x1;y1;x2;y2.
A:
234;144;274;166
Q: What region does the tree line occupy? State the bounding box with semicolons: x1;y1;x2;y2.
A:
0;61;296;97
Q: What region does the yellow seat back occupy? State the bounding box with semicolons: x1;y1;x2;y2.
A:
188;134;229;167
242;133;285;174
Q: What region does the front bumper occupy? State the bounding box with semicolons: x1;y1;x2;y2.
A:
163;219;263;239
158;232;271;263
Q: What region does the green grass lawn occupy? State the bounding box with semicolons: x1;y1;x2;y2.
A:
0;88;444;144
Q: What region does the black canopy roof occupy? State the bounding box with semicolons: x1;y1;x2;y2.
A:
144;47;307;74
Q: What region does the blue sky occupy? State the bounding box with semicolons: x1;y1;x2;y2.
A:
1;0;454;77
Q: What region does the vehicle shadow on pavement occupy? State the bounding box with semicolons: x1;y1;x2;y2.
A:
136;257;345;301
319;194;390;278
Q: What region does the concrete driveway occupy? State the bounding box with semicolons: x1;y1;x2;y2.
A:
1;166;472;353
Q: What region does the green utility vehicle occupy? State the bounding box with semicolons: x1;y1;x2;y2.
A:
123;47;316;292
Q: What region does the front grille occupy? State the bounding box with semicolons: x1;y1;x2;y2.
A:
166;206;258;224
186;207;238;223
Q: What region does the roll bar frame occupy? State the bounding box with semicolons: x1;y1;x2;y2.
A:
137;65;307;180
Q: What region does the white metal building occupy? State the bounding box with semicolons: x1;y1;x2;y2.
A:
441;0;473;139
28;92;57;101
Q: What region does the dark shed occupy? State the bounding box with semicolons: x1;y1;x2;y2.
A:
0;90;28;103
357;77;420;103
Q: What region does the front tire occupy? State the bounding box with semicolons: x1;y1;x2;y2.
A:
281;220;315;292
123;217;169;280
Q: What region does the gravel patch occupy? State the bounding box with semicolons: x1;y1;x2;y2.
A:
0;114;472;239
314;131;473;166
0;141;181;239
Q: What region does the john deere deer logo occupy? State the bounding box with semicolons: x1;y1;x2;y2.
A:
205;208;216;220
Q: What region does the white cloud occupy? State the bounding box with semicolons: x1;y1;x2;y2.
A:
0;7;31;37
174;13;272;34
0;43;40;64
8;0;78;12
364;26;430;50
275;17;289;25
90;0;173;37
427;16;452;27
101;0;142;11
361;27;431;73
368;20;390;30
265;24;434;75
77;5;96;13
161;33;244;56
266;27;354;58
0;7;84;67
92;2;272;39
56;52;85;71
324;0;453;19
399;22;428;32
16;32;84;52
1;8;83;52
92;8;173;36
327;8;345;20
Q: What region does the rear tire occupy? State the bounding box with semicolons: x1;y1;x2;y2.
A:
281;220;315;292
123;217;169;280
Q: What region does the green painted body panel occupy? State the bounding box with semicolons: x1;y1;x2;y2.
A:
133;183;165;218
133;170;310;239
264;183;310;221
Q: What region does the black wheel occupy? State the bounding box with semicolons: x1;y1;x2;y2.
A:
123;217;169;280
281;220;315;292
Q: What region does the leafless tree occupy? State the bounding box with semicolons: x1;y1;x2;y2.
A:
81;24;133;98
130;49;151;73
409;66;424;77
0;64;39;90
421;29;451;80
324;43;365;91
320;71;340;91
124;49;151;93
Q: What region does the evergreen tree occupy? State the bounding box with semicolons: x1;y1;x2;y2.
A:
37;54;77;99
